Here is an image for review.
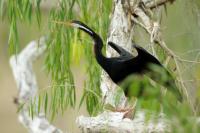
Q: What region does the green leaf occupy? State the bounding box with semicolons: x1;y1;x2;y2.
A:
44;92;48;115
37;94;42;114
17;102;26;113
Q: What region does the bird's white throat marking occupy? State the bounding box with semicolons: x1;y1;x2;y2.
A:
73;23;93;34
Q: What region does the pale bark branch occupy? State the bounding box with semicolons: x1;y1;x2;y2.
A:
77;111;170;133
10;37;63;133
143;0;175;9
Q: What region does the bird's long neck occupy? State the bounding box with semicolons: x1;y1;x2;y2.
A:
92;35;106;64
77;24;108;70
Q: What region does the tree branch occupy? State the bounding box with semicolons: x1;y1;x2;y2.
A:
143;0;175;9
10;37;63;133
77;111;170;133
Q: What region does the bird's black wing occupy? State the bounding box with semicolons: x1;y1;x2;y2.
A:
108;41;133;59
132;44;161;65
132;44;182;101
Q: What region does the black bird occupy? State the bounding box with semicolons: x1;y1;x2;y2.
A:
55;20;182;102
107;42;182;101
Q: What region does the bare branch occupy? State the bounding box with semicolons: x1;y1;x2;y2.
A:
143;0;175;9
77;111;170;133
10;37;63;133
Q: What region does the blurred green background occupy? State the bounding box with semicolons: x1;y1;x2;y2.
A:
0;0;200;132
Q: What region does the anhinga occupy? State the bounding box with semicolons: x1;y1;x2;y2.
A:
54;20;182;102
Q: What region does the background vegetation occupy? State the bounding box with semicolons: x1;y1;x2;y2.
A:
0;0;200;132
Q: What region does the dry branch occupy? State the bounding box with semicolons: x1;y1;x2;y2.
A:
77;111;170;133
10;37;63;133
143;0;175;9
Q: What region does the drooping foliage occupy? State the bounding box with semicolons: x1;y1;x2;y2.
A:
0;0;112;117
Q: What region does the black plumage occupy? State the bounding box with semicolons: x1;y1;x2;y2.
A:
68;20;182;101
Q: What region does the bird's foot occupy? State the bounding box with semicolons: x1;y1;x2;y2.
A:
114;107;135;119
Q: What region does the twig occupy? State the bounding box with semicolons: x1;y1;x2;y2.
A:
143;0;176;9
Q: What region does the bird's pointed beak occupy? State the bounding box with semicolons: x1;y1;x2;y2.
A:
52;20;94;35
51;20;73;27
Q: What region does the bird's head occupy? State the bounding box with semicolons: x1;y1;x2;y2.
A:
52;20;95;36
52;20;103;49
